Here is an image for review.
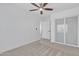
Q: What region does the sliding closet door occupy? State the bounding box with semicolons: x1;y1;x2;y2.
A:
55;19;64;43
65;16;78;46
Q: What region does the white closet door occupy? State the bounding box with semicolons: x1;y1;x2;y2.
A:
55;19;64;43
65;16;78;46
41;20;51;40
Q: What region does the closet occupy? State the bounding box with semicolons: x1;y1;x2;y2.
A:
54;16;79;47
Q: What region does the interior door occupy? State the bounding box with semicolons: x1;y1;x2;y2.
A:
41;20;51;40
65;16;78;46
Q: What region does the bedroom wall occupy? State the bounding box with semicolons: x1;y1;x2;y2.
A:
0;4;40;53
51;7;79;42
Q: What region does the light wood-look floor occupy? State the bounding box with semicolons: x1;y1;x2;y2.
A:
0;39;79;56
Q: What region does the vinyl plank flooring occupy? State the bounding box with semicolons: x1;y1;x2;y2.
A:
0;39;79;56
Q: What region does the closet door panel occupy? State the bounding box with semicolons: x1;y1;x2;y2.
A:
65;16;78;45
55;19;64;43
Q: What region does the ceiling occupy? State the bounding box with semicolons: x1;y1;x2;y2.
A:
0;3;79;17
23;3;79;17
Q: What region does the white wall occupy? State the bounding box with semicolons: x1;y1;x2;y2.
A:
51;7;79;42
0;4;40;53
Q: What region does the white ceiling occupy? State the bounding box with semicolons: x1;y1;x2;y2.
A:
23;3;79;17
0;3;79;17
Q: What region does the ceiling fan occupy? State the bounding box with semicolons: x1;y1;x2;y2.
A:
29;3;53;15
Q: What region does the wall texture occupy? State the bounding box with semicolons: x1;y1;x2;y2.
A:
0;4;40;53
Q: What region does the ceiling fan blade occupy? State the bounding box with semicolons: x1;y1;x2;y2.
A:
40;3;43;8
44;8;53;11
31;3;40;8
29;9;38;11
40;11;43;15
43;3;48;7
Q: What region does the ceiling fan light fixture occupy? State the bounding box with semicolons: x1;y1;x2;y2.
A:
30;3;53;15
39;8;43;11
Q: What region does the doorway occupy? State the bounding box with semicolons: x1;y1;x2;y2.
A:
40;19;51;41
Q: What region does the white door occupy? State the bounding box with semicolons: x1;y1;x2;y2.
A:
41;20;51;40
